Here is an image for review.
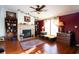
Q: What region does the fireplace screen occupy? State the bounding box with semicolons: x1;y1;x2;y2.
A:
22;29;31;38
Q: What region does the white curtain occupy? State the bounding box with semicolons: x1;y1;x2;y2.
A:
51;20;58;36
44;20;50;35
44;19;58;36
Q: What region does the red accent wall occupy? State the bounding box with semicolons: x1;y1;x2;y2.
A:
36;20;44;32
59;12;79;44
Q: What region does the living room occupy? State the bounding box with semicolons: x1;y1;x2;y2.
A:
0;5;79;54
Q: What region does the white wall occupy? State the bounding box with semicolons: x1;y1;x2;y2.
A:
0;7;6;37
17;11;35;24
17;11;35;41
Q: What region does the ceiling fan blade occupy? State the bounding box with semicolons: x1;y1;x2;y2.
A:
30;6;36;9
38;9;47;12
40;5;45;9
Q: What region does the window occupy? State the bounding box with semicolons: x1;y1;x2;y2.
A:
44;18;59;36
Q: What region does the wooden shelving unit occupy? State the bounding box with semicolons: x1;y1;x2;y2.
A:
57;32;76;47
5;11;17;40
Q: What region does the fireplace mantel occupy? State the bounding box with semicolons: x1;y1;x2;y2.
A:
18;24;35;41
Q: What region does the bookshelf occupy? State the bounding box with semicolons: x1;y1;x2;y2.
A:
5;11;17;40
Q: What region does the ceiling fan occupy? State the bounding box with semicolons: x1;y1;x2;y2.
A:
30;5;46;14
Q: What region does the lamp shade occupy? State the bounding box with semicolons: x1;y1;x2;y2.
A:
59;21;64;26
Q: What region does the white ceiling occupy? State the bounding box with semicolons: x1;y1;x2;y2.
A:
1;5;79;19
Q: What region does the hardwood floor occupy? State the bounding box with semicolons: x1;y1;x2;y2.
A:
5;40;23;54
1;37;78;54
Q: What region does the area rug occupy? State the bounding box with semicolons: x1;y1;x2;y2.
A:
20;39;45;50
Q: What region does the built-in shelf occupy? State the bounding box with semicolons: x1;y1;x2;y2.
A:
5;11;17;40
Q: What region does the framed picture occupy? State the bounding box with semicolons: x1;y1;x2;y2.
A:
24;16;30;22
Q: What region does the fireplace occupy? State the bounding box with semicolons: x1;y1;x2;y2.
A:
22;29;31;38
